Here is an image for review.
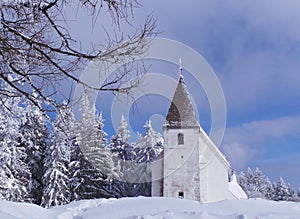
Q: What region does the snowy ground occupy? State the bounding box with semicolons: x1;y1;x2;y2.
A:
0;197;300;219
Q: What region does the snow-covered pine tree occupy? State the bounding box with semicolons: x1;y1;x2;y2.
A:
134;120;163;163
68;138;83;201
19;103;48;205
237;167;274;200
251;168;269;198
41;105;76;208
237;171;247;194
91;111;115;196
109;115;141;198
273;178;295;201
297;186;300;202
132;120;164;196
264;177;275;200
109;115;135;161
74;92;114;200
0;98;31;202
114;115;130;143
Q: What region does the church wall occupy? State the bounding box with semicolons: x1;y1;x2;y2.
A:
205;157;230;202
198;131;231;202
151;154;163;196
163;127;201;201
151;126;233;203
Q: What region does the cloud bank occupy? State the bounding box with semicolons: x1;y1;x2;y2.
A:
221;115;300;171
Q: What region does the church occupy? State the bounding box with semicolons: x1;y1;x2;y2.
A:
151;69;247;203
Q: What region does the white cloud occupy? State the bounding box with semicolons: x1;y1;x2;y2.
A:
139;0;300;114
221;115;300;170
222;143;257;170
231;116;300;141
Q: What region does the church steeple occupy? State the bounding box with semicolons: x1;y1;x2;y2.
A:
164;65;199;128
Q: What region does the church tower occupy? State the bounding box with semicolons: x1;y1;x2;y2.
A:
162;71;202;201
151;66;247;202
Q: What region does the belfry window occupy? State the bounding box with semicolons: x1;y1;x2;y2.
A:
178;133;184;145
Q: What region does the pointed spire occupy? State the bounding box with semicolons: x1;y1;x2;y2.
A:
164;69;199;128
179;58;184;84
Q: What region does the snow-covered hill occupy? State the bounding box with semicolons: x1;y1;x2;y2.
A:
0;197;299;219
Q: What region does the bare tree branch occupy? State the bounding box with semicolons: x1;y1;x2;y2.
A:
0;0;158;112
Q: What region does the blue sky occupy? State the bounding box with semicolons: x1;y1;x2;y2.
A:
70;1;300;188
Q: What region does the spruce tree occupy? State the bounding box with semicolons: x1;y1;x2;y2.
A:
264;177;275;200
74;92;114;199
109;115;135;161
41;106;74;207
0;98;31;202
237;167;275;200
109;115;138;197
132;120;164;196
69;138;84;201
250;168;268;198
273;178;295;201
297;186;300;202
19;104;48;205
134;120;163;163
237;171;247;195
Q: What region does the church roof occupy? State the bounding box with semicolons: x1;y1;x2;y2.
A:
164;74;200;128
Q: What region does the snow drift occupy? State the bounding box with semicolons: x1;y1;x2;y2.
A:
0;197;300;219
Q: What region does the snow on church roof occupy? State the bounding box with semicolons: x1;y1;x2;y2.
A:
228;174;248;199
164;74;200;128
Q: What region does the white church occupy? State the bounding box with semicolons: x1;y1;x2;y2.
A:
151;71;247;203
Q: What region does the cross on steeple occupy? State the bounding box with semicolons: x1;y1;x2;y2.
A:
179;58;184;84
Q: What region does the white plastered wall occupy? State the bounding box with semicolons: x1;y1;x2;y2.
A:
163;127;201;201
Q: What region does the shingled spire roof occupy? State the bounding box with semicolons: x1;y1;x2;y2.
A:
164;74;200;128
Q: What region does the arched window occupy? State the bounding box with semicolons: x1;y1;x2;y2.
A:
178;133;184;145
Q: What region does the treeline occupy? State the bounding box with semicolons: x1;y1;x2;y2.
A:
0;93;163;208
2;94;300;208
237;168;300;202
